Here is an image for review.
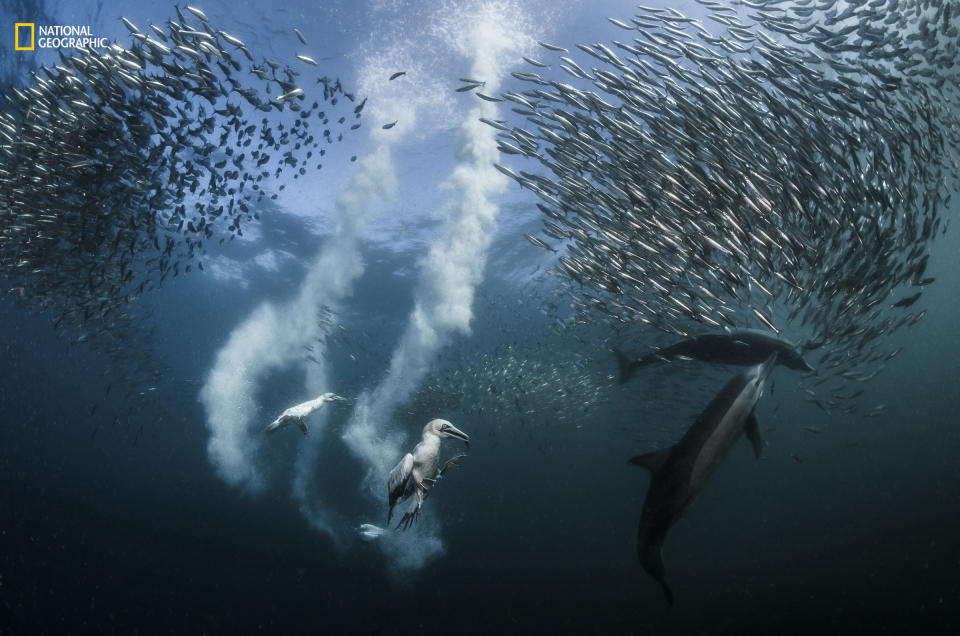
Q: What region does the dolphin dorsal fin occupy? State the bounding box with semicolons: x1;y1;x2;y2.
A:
628;448;671;472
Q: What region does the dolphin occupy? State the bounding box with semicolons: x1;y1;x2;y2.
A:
387;419;469;530
614;328;813;383
629;353;778;605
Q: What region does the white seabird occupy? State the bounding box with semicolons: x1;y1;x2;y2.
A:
264;392;345;435
387;419;470;530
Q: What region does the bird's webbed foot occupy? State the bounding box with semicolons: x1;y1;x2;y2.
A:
396;507;420;531
438;452;467;477
395;487;425;531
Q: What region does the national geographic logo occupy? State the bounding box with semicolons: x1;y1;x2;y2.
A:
14;23;108;50
14;23;33;50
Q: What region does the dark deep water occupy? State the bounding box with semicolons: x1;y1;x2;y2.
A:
2;226;959;636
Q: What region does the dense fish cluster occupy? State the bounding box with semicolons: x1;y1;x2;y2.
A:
0;6;360;352
404;280;648;440
492;0;960;390
413;345;610;427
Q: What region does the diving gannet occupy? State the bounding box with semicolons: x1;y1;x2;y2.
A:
387;419;469;530
264;392;345;435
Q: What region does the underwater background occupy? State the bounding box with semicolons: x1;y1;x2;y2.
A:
1;0;959;634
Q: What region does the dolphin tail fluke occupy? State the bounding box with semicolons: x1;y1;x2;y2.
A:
661;580;675;607
639;536;674;607
614;348;641;384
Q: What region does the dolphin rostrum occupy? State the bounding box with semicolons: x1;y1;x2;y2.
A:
614;328;813;384
264;392;345;434
387;419;469;530
629;353;778;605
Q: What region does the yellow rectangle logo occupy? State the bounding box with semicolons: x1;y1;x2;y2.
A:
15;23;34;50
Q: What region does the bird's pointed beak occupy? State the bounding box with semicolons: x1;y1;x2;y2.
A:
444;424;470;448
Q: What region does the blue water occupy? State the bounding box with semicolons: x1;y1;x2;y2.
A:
2;0;960;634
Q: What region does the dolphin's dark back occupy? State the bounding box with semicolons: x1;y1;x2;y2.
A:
731;330;813;371
616;330;812;383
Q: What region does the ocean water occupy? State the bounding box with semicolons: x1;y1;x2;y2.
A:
2;0;960;634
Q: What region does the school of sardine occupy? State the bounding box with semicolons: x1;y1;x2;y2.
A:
489;0;959;398
2;1;959;422
0;6;361;358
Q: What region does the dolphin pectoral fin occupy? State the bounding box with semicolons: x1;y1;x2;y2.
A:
614;348;640;384
297;417;307;435
745;411;764;459
628;448;671;472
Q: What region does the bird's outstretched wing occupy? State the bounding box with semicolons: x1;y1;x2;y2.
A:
387;453;414;524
